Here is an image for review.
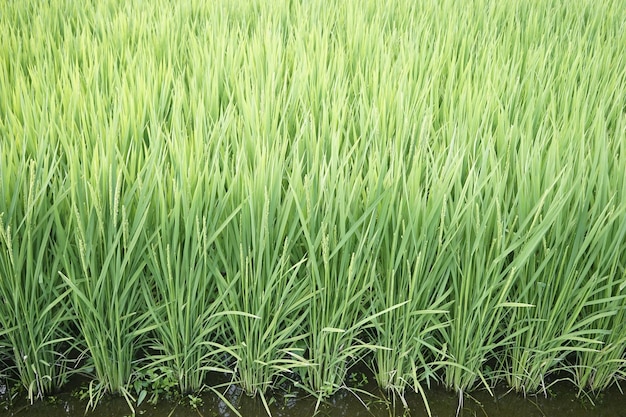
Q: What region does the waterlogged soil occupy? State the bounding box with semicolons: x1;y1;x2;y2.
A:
1;368;625;417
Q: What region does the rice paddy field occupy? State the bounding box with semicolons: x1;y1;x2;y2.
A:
1;0;626;415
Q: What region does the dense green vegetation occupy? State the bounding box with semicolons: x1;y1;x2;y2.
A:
1;0;625;414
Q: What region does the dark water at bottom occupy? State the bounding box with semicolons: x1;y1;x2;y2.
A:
1;367;624;417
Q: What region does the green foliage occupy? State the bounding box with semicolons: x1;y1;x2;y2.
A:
0;145;73;403
141;131;240;395
0;0;625;414
212;142;311;414
59;145;159;410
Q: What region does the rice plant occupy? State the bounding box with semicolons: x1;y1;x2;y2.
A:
59;142;158;410
370;148;454;408
437;152;520;396
0;144;73;403
504;179;626;395
140;124;242;395
570;105;626;396
212;142;311;413
573;266;626;394
501;39;626;393
289;137;392;402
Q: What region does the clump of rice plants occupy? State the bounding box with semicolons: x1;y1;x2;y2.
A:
369;143;455;410
60;142;159;410
504;180;626;395
141;125;241;396
212;142;311;413
290;142;389;403
0;144;73;403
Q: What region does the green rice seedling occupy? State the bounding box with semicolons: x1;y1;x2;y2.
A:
212;142;311;415
289;142;390;403
282;9;410;400
0;145;73;403
573;201;626;396
436;157;512;396
178;17;317;412
504;191;626;395
504;100;626;395
571;67;626;397
434;133;564;398
59;144;158;411
370;153;454;412
573;266;626;394
141;120;242;395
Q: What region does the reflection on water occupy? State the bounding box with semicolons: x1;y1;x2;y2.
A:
1;369;624;417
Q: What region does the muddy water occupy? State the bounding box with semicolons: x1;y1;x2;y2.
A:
1;368;624;417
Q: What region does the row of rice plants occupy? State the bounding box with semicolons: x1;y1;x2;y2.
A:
1;0;625;414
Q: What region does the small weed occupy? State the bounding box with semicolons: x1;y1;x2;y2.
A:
188;394;203;409
348;372;369;388
133;368;180;407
